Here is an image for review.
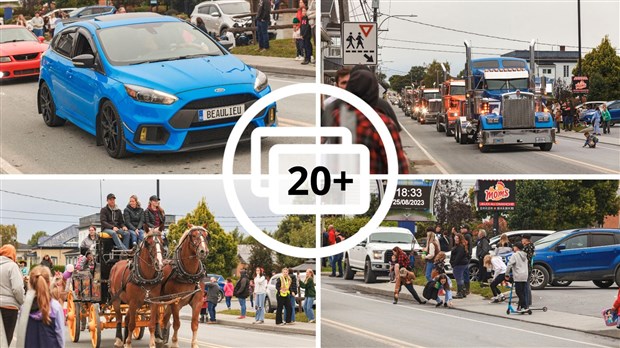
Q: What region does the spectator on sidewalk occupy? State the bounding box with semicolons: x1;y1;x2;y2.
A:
273;0;282;20
200;288;208;323
298;269;315;323
434;273;453;308
450;233;468;299
460;225;473;295
284;270;299;323
31;12;44;37
292;17;304;61
476;229;491;284
23;266;65;348
275;268;293;325
424;228;440;281
601;103;611;134
40;254;54;271
505;242;529;311
437;226;450;252
388;254;397;282
432;251;447;278
611;288;620;329
224;278;234;310
592;106;602;135
0;244;25;346
521;234;535;308
484;254;507;303
205;277;219;324
496;233;512;255
255;0;271;51
299;8;311;65
233;270;250;319
249;279;255;308
253;267;267;324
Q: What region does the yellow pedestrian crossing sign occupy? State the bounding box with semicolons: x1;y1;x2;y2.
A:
341;22;377;66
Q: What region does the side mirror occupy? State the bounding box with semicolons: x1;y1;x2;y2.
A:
211;12;221;17
359;240;366;247
38;36;45;43
556;244;566;251
72;53;95;68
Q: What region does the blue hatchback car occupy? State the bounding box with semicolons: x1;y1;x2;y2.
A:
38;13;276;158
531;228;620;290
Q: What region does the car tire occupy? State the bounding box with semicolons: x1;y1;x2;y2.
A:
99;100;128;159
550;280;572;287
459;126;468;144
343;257;355;280
265;296;274;313
468;263;479;282
530;265;549;290
615;267;620;287
220;27;229;37
593;280;614;288
539;143;552;151
363;259;376;284
39;82;66;127
217;290;224;303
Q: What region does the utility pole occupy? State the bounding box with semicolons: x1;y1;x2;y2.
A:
577;0;582;76
338;0;349;22
156;179;160;200
372;0;379;22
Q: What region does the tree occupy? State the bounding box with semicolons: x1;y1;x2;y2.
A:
553;78;572;102
272;215;315;267
408;66;426;86
573;36;620;100
433;180;472;231
0;224;17;247
247;241;276;278
388;65;426;91
167;199;238;276
423;60;450;88
28;231;48;247
456;68;466;79
583;180;620;226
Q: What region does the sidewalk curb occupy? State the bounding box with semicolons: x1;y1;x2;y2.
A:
180;314;316;336
233;54;315;78
245;63;315;78
350;284;620;340
556;132;620;146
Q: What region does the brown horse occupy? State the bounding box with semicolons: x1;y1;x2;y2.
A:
108;229;164;348
158;225;209;348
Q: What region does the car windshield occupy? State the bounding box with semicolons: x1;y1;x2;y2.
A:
450;85;466;95
486;78;529;90
68;8;82;16
0;28;37;43
98;21;224;66
219;2;250;14
368;232;413;244
535;231;570;249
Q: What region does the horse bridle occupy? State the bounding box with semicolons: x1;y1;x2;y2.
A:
129;231;164;286
171;227;209;284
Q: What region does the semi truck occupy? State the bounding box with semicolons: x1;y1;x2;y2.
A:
414;88;440;121
437;80;466;136
455;40;555;152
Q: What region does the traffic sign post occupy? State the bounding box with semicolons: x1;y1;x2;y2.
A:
341;22;378;66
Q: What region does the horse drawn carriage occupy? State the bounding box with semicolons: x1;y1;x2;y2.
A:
65;225;210;348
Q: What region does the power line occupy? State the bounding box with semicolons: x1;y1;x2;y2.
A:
381;45;506;56
383;38;516;51
0;209;83;217
0;216;78;224
0;189;99;209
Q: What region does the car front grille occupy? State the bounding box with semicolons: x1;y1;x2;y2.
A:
502;98;535;129
13;53;39;61
182;123;256;148
14;68;39;76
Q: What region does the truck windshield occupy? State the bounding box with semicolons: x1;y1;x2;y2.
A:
369;232;413;244
450;86;466;95
486;78;528;90
424;92;440;99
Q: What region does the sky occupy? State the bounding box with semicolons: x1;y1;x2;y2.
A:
0;179;283;244
345;0;620;77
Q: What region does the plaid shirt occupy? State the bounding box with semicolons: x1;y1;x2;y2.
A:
333;106;410;174
396;251;409;269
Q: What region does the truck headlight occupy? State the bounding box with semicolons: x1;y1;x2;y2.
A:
536;114;550;122
125;84;178;105
422;107;427;114
414;107;420;112
486;117;500;124
372;251;383;260
254;70;268;92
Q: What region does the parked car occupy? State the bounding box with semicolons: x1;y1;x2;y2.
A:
531;228;620;290
445;230;555;281
204;273;225;302
191;0;251;37
343;227;422;283
26;8;76;28
577;101;605;124
67;5;116;18
265;272;307;313
0;25;48;80
39;13;276;158
605;100;620;126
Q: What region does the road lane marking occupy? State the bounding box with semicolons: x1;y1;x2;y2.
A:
269;77;314;84
278;118;315;127
398;121;450;174
178;337;230;348
537;152;620;174
0;157;22;174
323;288;615;348
323;318;425;348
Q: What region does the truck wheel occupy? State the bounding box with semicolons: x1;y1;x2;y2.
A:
363;259;376;284
478;142;490;153
436;121;441;132
459;127;468;144
530;265;549;290
343;257;355;280
455;125;461;143
445;127;453;136
539;143;552;151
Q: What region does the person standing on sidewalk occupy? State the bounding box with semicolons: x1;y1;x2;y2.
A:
299;7;312;65
234;270;250;319
521;234;535;308
255;0;271;51
285;270;299;323
450;233;469;299
592;105;602;135
224;278;234;310
424;228;440;281
437;226;450;252
476;229;491;285
275;268;293;325
298;269;315;323
554;106;562;134
601;103;611;134
205;277;219;324
610;287;620;329
484;254;507;303
460;225;473;295
253;267;267;324
505;242;529;311
0;244;25;346
23;266;65;348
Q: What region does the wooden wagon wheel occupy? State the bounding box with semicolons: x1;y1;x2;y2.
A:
66;291;80;342
132;315;145;341
89;303;101;348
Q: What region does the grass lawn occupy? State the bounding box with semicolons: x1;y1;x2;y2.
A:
218;309;310;323
231;39;297;58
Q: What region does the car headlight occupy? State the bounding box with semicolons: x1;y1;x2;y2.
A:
124;84;178;105
254;69;268;92
0;56;11;63
372;250;383;260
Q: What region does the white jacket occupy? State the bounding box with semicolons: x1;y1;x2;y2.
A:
0;256;25;309
490;256;507;279
254;275;267;294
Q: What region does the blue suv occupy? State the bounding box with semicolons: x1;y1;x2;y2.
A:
531;228;620;290
38;13;276;158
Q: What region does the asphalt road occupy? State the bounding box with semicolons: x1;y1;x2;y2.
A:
393;106;620;174
322;277;619;348
531;281;619;318
0;73;315;174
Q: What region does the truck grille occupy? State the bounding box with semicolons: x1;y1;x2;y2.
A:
383;249;411;263
429;101;442;113
502;98;535;129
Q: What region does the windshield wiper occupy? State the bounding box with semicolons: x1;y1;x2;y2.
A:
5;39;27;43
129;54;217;65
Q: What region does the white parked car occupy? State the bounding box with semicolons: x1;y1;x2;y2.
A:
27;8;76;27
265;272;307;313
190;0;252;37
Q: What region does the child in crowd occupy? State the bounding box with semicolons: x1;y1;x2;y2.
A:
292;17;304;61
484;254;507;303
299;8;312;65
434;273;453;308
433;251;447;278
224;278;234;310
583;131;599;148
23;266;65;348
388;254;397;282
505;242;529;311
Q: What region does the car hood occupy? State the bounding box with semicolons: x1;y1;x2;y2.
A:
0;41;48;56
368;242;418;252
110;54;255;94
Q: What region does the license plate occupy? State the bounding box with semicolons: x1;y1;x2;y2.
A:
535;137;547;143
198;104;245;122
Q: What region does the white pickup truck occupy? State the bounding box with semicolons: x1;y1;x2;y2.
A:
343;227;422;283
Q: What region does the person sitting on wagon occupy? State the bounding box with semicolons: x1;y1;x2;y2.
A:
76;251;95;273
80;225;98;255
100;193;130;250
